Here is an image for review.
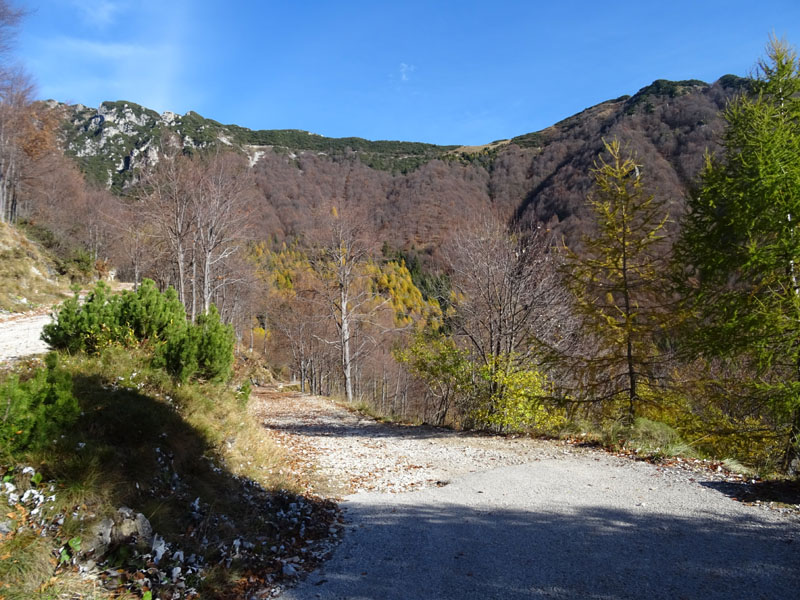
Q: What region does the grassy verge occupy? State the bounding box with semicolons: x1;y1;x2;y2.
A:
0;223;71;313
0;348;338;599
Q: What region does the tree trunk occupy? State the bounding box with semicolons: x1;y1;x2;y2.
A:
202;247;212;314
176;241;187;309
785;407;800;475
341;284;353;403
621;205;637;426
263;313;268;355
190;245;197;321
381;368;387;414
134;266;140;290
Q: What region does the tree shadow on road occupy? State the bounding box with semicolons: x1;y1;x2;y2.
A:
701;479;800;507
292;500;799;600
261;416;459;441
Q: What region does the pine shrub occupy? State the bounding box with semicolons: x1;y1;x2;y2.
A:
42;280;235;383
195;306;235;381
41;292;85;353
156;320;200;383
42;282;124;353
0;353;80;455
118;279;185;341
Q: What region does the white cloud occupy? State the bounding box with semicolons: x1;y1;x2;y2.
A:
399;62;415;82
68;0;126;28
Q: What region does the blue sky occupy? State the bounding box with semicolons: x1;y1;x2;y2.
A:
18;0;800;145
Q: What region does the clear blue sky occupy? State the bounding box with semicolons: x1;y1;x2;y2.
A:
18;0;800;145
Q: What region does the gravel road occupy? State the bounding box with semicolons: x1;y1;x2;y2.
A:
256;391;800;600
0;311;51;363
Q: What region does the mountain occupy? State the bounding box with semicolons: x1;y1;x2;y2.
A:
54;100;458;191
53;75;749;250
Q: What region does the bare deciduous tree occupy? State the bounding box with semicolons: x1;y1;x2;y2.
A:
0;71;36;223
138;144;255;322
0;3;45;225
140;140;195;306
106;194;163;288
446;218;566;383
307;208;381;403
191;152;253;313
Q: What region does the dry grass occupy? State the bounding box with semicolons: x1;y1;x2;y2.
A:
0;530;55;598
446;139;510;156
0;527;124;600
180;379;296;492
0;222;70;313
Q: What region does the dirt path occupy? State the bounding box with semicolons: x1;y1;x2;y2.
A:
254;389;800;600
0;287;122;364
251;388;565;497
0;310;51;363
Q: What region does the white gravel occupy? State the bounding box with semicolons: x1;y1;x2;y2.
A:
254;390;562;496
0;312;52;363
255;391;800;600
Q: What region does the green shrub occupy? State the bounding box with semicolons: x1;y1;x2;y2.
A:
44;280;186;354
195;306;235;381
400;335;566;432
74;282;125;352
0;353;80;456
43;280;235;383
604;417;695;459
58;248;96;282
396;331;474;425
41;292;86;353
156;306;234;382
156;320;200;383
117;279;185;341
237;380;252;407
42;283;125;353
471;355;565;434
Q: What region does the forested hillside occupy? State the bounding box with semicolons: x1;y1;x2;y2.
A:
54;75;745;252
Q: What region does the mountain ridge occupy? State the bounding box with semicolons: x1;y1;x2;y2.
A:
52;74;749;250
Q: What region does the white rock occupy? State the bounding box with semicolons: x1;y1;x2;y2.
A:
152;534;167;563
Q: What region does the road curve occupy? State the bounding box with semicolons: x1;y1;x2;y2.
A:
285;458;798;599
261;394;800;600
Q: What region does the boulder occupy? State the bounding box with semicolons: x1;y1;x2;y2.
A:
83;507;153;558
